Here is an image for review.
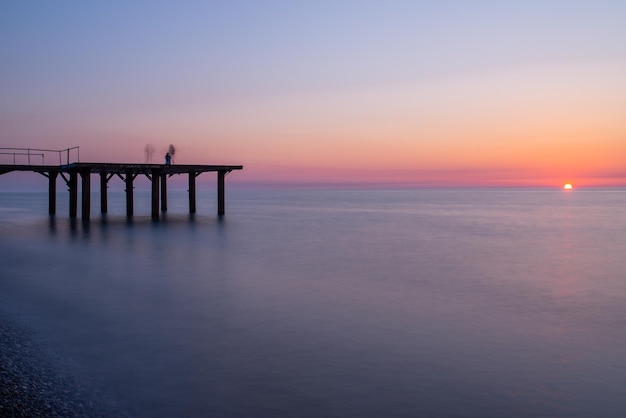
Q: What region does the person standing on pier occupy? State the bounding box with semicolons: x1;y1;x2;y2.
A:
165;152;171;165
144;144;154;162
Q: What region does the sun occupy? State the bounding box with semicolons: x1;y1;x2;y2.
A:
563;183;573;190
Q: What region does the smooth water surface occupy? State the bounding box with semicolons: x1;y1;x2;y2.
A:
1;189;625;417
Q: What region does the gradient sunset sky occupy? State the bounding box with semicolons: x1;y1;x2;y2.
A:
2;1;625;188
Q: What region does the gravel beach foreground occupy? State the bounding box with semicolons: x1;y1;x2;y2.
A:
0;313;128;417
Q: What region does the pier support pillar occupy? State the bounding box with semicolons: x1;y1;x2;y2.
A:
48;171;58;215
217;170;226;216
188;172;197;214
81;169;91;220
100;172;108;214
151;169;160;220
69;171;78;219
160;173;167;212
125;170;134;217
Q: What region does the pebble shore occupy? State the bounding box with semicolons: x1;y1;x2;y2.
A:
0;313;129;417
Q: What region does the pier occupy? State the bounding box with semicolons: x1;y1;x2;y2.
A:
0;148;243;219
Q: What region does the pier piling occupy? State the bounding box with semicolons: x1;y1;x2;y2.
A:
160;173;167;212
81;169;91;220
218;170;226;216
48;171;57;215
69;171;78;219
125;170;134;217
1;159;242;219
189;172;197;214
151;169;160;220
100;172;108;214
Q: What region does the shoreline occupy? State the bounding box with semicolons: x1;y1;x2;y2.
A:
0;312;128;417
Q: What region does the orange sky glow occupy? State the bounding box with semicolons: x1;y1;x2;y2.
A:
1;2;625;189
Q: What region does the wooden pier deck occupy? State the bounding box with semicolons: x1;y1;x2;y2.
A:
0;162;243;219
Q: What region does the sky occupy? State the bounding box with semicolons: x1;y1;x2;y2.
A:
1;0;625;188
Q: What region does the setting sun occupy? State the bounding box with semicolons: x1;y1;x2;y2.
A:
563;183;573;190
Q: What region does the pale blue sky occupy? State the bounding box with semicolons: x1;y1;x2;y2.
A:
3;1;624;109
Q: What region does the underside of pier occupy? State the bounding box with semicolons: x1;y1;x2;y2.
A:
0;162;243;219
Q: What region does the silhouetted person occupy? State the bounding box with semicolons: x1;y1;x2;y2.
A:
144;144;154;163
168;144;176;164
165;152;171;165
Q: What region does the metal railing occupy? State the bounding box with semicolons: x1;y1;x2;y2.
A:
0;146;80;165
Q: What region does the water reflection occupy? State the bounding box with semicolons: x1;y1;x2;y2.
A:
3;190;626;417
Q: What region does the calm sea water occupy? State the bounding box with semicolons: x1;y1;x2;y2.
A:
1;188;625;417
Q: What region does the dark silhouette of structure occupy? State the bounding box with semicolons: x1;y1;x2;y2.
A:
0;147;243;219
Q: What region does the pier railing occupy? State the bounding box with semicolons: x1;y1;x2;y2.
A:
0;146;80;166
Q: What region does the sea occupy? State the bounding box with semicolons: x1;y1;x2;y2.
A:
1;188;625;417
